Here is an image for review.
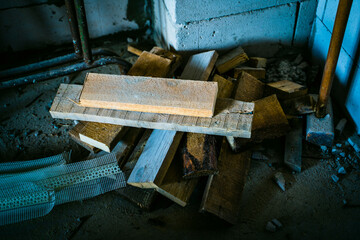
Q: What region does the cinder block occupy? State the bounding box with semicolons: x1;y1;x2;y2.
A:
293;0;317;46
315;0;327;19
155;3;297;52
163;0;287;24
345;66;360;135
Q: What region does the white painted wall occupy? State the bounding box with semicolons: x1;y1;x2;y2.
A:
0;0;139;52
309;0;360;133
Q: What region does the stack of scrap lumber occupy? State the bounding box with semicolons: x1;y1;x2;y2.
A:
49;45;312;224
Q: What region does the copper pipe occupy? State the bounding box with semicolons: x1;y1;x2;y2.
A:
316;0;353;118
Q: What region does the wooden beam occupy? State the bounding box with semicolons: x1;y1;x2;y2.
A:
265;80;308;100
247;57;267;68
216;46;249;74
200;139;251;224
213;74;234;98
234;67;266;80
79;73;218;118
50;84;254;137
284;118;303;173
77;122;128;152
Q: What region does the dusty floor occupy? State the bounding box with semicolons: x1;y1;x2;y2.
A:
1;40;360;240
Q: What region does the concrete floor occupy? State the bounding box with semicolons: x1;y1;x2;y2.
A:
1;40;360;240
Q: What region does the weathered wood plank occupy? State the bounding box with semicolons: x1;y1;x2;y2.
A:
50;84;254;137
127;130;184;188
200;139;251;224
215;46;249;74
127;51;172;77
180;50;218;81
79;73;218;118
234;71;264;102
247;57;267;68
213;74;234;98
265;80;308;100
69;121;100;153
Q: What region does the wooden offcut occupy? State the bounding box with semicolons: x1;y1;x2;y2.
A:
78;122;128;153
248;57;267;68
213;74;234;98
149;46;182;76
127;44;143;56
234;67;266;79
234;71;265;102
127;130;184;188
265;80;308;100
216;46;249;74
182;133;218;179
200;139;251;224
79;73;218;118
127;51;173;77
69;122;99;153
180;50;218;81
50;84;254;138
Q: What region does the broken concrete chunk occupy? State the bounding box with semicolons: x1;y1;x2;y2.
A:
266;221;277;232
320;145;328;152
335;118;347;136
338;167;346;175
251;151;269;161
331;175;339;183
274;172;285;191
348;134;360;153
271;218;282;228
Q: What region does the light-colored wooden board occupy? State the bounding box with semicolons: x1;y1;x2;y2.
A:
78;122;128;152
127;130;184;188
213;74;234;98
265;80;308;100
234;71;265;102
215;46;249;74
50;84;254;138
234;67;266;79
200;139;251;224
79;73;218;118
180;50;218;81
127;51;173;77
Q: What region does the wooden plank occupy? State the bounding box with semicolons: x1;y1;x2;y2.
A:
78;122;128;152
127;51;173;77
127;44;143;56
215;46;249;74
247;57;267;68
265;80;308;100
234;71;265;102
234;67;266;79
79;73;218;118
281;94;316;116
284;118;303;173
213;74;234;98
127;130;184;188
68;122;100;153
50;84;254;138
200;139;251;224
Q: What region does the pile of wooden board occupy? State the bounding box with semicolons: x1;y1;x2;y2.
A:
49;45;312;224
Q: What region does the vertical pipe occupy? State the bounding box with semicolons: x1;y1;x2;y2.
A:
65;0;82;58
316;0;353;118
74;0;92;64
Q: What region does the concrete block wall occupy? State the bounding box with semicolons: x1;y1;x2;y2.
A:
153;0;317;54
309;0;360;133
0;0;145;52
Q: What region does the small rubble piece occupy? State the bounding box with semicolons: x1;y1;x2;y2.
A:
266;219;282;232
348;134;360;153
335;118;347;136
331;175;339;183
293;54;303;65
338;167;346;175
274;172;285;191
266;221;277;232
251;151;269;161
320;145;328;153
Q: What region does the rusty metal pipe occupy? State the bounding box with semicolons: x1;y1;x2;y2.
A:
65;0;82;58
316;0;353;118
74;0;92;64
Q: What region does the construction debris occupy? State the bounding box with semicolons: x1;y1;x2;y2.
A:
274;172;285;191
